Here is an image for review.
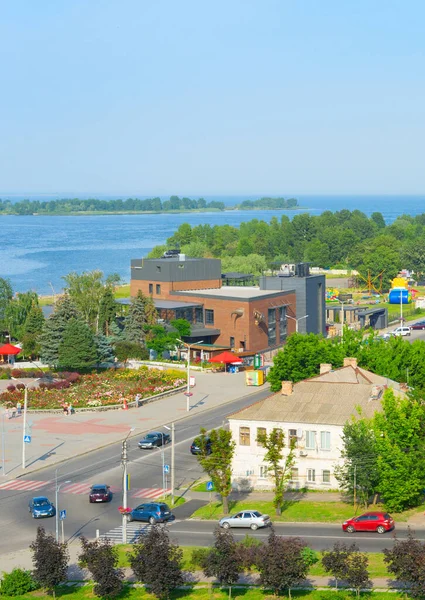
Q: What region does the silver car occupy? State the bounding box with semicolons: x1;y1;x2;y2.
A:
219;510;271;530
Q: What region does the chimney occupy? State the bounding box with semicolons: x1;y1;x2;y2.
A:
281;381;293;396
320;363;332;375
343;357;358;368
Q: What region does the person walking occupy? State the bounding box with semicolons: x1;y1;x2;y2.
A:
16;401;22;416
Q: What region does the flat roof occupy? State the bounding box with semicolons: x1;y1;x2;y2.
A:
172;286;293;301
116;298;202;309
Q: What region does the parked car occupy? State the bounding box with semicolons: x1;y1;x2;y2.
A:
89;484;112;503
342;511;394;534
29;497;56;519
219;510;271;530
410;320;425;330
138;432;171;449
128;502;174;524
190;436;212;455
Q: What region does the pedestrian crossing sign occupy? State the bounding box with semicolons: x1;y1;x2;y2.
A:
23;435;31;444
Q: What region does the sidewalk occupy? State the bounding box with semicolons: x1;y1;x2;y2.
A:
0;371;269;480
0;544;407;590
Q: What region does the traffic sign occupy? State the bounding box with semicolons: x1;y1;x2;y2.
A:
60;509;66;520
164;464;170;474
23;435;31;444
206;481;214;491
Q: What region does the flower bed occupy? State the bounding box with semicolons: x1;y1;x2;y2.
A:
0;367;186;410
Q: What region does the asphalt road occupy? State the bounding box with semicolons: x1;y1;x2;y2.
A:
0;387;271;554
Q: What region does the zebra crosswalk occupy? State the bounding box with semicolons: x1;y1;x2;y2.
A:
99;523;152;544
0;478;170;500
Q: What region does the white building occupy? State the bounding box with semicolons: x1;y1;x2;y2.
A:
229;358;403;491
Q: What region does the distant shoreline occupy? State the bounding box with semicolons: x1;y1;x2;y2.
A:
0;206;308;217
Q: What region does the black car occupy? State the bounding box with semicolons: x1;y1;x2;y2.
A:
128;502;174;524
190;436;212;455
89;484;112;503
138;431;171;449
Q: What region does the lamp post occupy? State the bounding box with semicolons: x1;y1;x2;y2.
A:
11;377;41;470
176;339;203;412
162;425;173;500
338;294;353;344
286;314;309;334
1;411;5;477
121;428;134;544
400;288;403;324
55;470;71;542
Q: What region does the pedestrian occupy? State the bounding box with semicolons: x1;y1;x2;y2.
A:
63;403;69;416
16;401;22;416
135;393;141;408
68;403;74;415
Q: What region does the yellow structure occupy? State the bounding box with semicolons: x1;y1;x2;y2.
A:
245;370;265;386
391;277;408;289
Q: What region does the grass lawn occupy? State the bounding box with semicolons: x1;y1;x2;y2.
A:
114;284;130;299
2;586;412;599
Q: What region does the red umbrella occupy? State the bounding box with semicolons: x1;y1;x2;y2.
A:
209;351;243;364
0;343;21;356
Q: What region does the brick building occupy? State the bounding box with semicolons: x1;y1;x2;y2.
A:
129;255;325;358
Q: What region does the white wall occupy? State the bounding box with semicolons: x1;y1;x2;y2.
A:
229;418;344;491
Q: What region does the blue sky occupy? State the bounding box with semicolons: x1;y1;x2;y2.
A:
1;0;424;195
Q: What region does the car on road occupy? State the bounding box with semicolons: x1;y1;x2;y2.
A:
342;511;394;534
128;502;174;524
138;432;171;449
219;510;271;530
190;436;212;455
391;326;412;337
410;320;425;330
89;484;112;503
29;497;56;519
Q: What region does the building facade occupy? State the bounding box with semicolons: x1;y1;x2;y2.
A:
228;358;402;490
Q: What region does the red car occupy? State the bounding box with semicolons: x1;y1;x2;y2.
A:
89;484;112;503
342;511;394;534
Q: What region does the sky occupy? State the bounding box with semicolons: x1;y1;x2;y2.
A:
0;0;424;196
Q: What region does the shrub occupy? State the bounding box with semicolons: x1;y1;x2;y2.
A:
190;547;210;569
0;371;10;380
16;383;25;391
6;385;15;392
0;568;39;596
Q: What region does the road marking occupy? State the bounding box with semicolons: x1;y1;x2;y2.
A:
99;523;152;544
131;488;171;499
0;479;51;491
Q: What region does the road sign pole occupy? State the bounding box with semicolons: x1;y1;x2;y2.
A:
171;423;175;505
22;385;28;469
121;439;128;544
61;518;64;544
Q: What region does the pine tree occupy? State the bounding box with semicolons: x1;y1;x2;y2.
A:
94;334;115;363
22;303;45;358
58;318;97;370
39;296;80;366
124;291;157;345
98;287;117;336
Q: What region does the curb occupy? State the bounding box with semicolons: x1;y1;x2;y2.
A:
14;384;271;480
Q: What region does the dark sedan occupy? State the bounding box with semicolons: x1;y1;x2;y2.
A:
29;497;56;519
190;436;212;455
138;431;171;449
89;484;112;503
410;320;425;330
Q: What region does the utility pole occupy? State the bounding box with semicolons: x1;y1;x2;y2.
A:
400;288;403;324
353;465;357;508
1;412;5;477
22;385;28;469
121;438;128;544
171;422;175;505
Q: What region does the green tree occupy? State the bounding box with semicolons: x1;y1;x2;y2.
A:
267;333;343;392
79;537;124;598
373;390;425;512
4;291;39;339
39;295;80;366
30;527;68;597
401;236;425;281
98;287;117;336
130;524;183;600
194;428;235;515
124;290;157;345
94;334;115;363
58;318;97;371
62;270;105;331
371;212;386;230
256;428;296;515
321;542;359;591
21;303;45;358
334;412;379;508
0;277;13;328
114;340;148;365
349;235;401;290
202;527;243;599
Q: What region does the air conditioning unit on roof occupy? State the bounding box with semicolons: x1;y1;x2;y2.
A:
299;450;308;457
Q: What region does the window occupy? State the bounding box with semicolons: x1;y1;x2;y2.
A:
259;465;268;478
230;336;235;348
307;468;316;483
278;306;287;341
322;470;331;484
195;307;203;324
239;426;250;446
257;427;266;446
291;467;299;481
305;431;316;450
320;431;331;451
156;265;161;272
268;308;276;345
205;309;214;325
288;429;298;447
149;283;153;294
156;284;161;294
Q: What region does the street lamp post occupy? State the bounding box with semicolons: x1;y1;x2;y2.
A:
176;339;203;412
55;470;71;542
11;378;39;470
1;411;6;477
286;314;309;334
162;425;173;500
121;428;134;544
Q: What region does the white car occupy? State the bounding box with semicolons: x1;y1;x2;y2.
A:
391;326;411;337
